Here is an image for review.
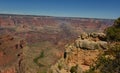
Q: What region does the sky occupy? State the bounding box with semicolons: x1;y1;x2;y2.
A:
0;0;120;19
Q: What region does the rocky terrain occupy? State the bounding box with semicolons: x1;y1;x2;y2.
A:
0;14;113;33
0;14;114;73
50;32;108;73
0;34;26;73
0;14;113;46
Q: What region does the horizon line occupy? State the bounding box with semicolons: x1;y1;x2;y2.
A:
0;13;115;20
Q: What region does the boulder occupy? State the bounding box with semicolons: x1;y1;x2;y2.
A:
81;32;88;40
89;32;106;41
75;39;107;50
75;33;108;50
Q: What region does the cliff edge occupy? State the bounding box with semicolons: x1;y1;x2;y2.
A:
50;32;108;73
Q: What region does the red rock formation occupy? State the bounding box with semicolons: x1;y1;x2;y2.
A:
0;14;113;31
0;34;26;73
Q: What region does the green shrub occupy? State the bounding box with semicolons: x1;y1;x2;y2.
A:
99;44;120;73
106;26;120;41
85;44;120;73
58;64;62;70
114;17;120;27
70;65;78;73
33;50;45;67
105;17;120;41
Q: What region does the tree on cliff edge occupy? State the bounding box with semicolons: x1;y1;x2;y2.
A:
105;17;120;41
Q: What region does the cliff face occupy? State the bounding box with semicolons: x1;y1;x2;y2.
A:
50;33;108;73
0;34;26;73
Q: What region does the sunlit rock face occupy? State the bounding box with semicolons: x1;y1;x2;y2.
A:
75;32;108;50
0;34;26;73
50;32;108;73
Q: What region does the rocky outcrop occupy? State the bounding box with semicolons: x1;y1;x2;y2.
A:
75;32;108;50
50;33;108;73
0;34;26;73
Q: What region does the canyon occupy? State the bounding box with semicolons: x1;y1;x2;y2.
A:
0;14;114;73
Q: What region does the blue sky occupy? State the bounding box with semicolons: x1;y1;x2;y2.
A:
0;0;120;19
